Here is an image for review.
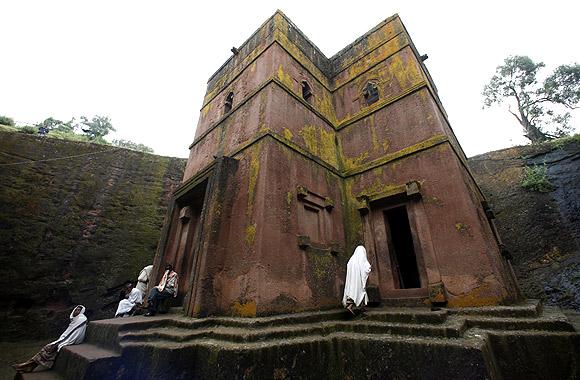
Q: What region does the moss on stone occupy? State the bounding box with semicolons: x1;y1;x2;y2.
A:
0;130;185;339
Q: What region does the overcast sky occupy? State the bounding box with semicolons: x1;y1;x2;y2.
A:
1;1;578;158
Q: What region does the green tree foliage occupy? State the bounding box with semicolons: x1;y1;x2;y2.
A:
112;139;154;154
36;117;75;133
18;126;37;134
483;56;580;143
0;115;15;126
79;115;116;140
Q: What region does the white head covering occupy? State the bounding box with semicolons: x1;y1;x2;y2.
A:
342;245;372;307
115;287;143;316
52;305;88;351
136;265;153;294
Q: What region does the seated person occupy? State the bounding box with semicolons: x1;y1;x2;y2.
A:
115;282;143;318
136;264;153;296
145;264;178;316
12;305;87;373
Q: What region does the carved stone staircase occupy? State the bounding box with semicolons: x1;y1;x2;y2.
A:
16;300;579;380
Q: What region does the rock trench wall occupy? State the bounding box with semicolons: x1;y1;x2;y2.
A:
469;138;580;310
0;131;186;339
1;131;578;339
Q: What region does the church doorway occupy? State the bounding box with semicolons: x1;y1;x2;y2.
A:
383;205;421;289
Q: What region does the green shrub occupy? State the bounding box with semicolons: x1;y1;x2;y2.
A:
0;115;15;126
521;164;553;192
18;125;37;135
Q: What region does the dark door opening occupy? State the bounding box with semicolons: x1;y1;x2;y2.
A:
384;206;421;289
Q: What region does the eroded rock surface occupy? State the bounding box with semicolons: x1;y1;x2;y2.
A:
0;131;186;339
469;138;580;310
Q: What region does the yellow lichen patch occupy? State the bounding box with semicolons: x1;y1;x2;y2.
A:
201;103;212;118
342;180;364;246
334;19;403;74
246;146;261;215
446;282;504;307
245;223;257;246
344;134;448;176
382;139;390;153
231;300;257;317
273;28;330;89
309;252;333;281
203;40;268;106
299;125;318;153
390;52;423;91
340;33;408;88
250;61;256;72
312;89;337;124
283;128;293;141
298;125;338;168
357;179;404;200
277;64;294;91
286;191;293;206
342;151;369;171
370;125;380;154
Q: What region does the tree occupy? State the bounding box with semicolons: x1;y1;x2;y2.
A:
483;56;580;143
112;139;154;154
36;117;75;133
79;115;116;140
0;115;15;126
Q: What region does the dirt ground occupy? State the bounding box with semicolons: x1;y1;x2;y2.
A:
0;341;45;380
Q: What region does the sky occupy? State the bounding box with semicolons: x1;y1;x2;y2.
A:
1;0;579;158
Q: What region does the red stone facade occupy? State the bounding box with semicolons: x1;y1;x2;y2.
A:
153;11;521;317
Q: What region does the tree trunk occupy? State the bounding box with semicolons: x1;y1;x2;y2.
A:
518;110;547;144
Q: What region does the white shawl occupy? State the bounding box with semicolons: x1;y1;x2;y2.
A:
156;270;178;297
136;265;153;294
342;245;372;307
115;288;143;316
51;305;87;351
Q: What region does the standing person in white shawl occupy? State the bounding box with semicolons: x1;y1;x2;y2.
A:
12;305;88;373
342;245;372;315
136;264;153;296
115;282;143;317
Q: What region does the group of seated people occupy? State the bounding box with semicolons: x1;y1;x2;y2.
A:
12;245;374;374
115;263;179;317
12;264;179;374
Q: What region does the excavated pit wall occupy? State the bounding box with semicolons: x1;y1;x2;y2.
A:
469;138;580;310
0;131;186;340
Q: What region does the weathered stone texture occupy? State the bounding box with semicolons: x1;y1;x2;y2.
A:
469;138;580;310
0;131;186;339
156;10;521;318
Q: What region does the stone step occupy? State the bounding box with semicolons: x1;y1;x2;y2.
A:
51;344;120;380
464;316;575;332
29;301;577;380
119;312;573;347
119;318;467;345
120;329;485;352
115;332;494;380
447;299;542;318
15;371;64;380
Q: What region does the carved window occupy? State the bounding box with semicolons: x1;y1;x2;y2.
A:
301;81;312;102
224;92;234;114
297;186;333;244
363;82;379;105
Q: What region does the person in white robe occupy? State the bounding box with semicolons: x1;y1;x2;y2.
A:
136;264;153;295
115;283;143;317
145;264;179;316
342;245;372;315
12;305;88;373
